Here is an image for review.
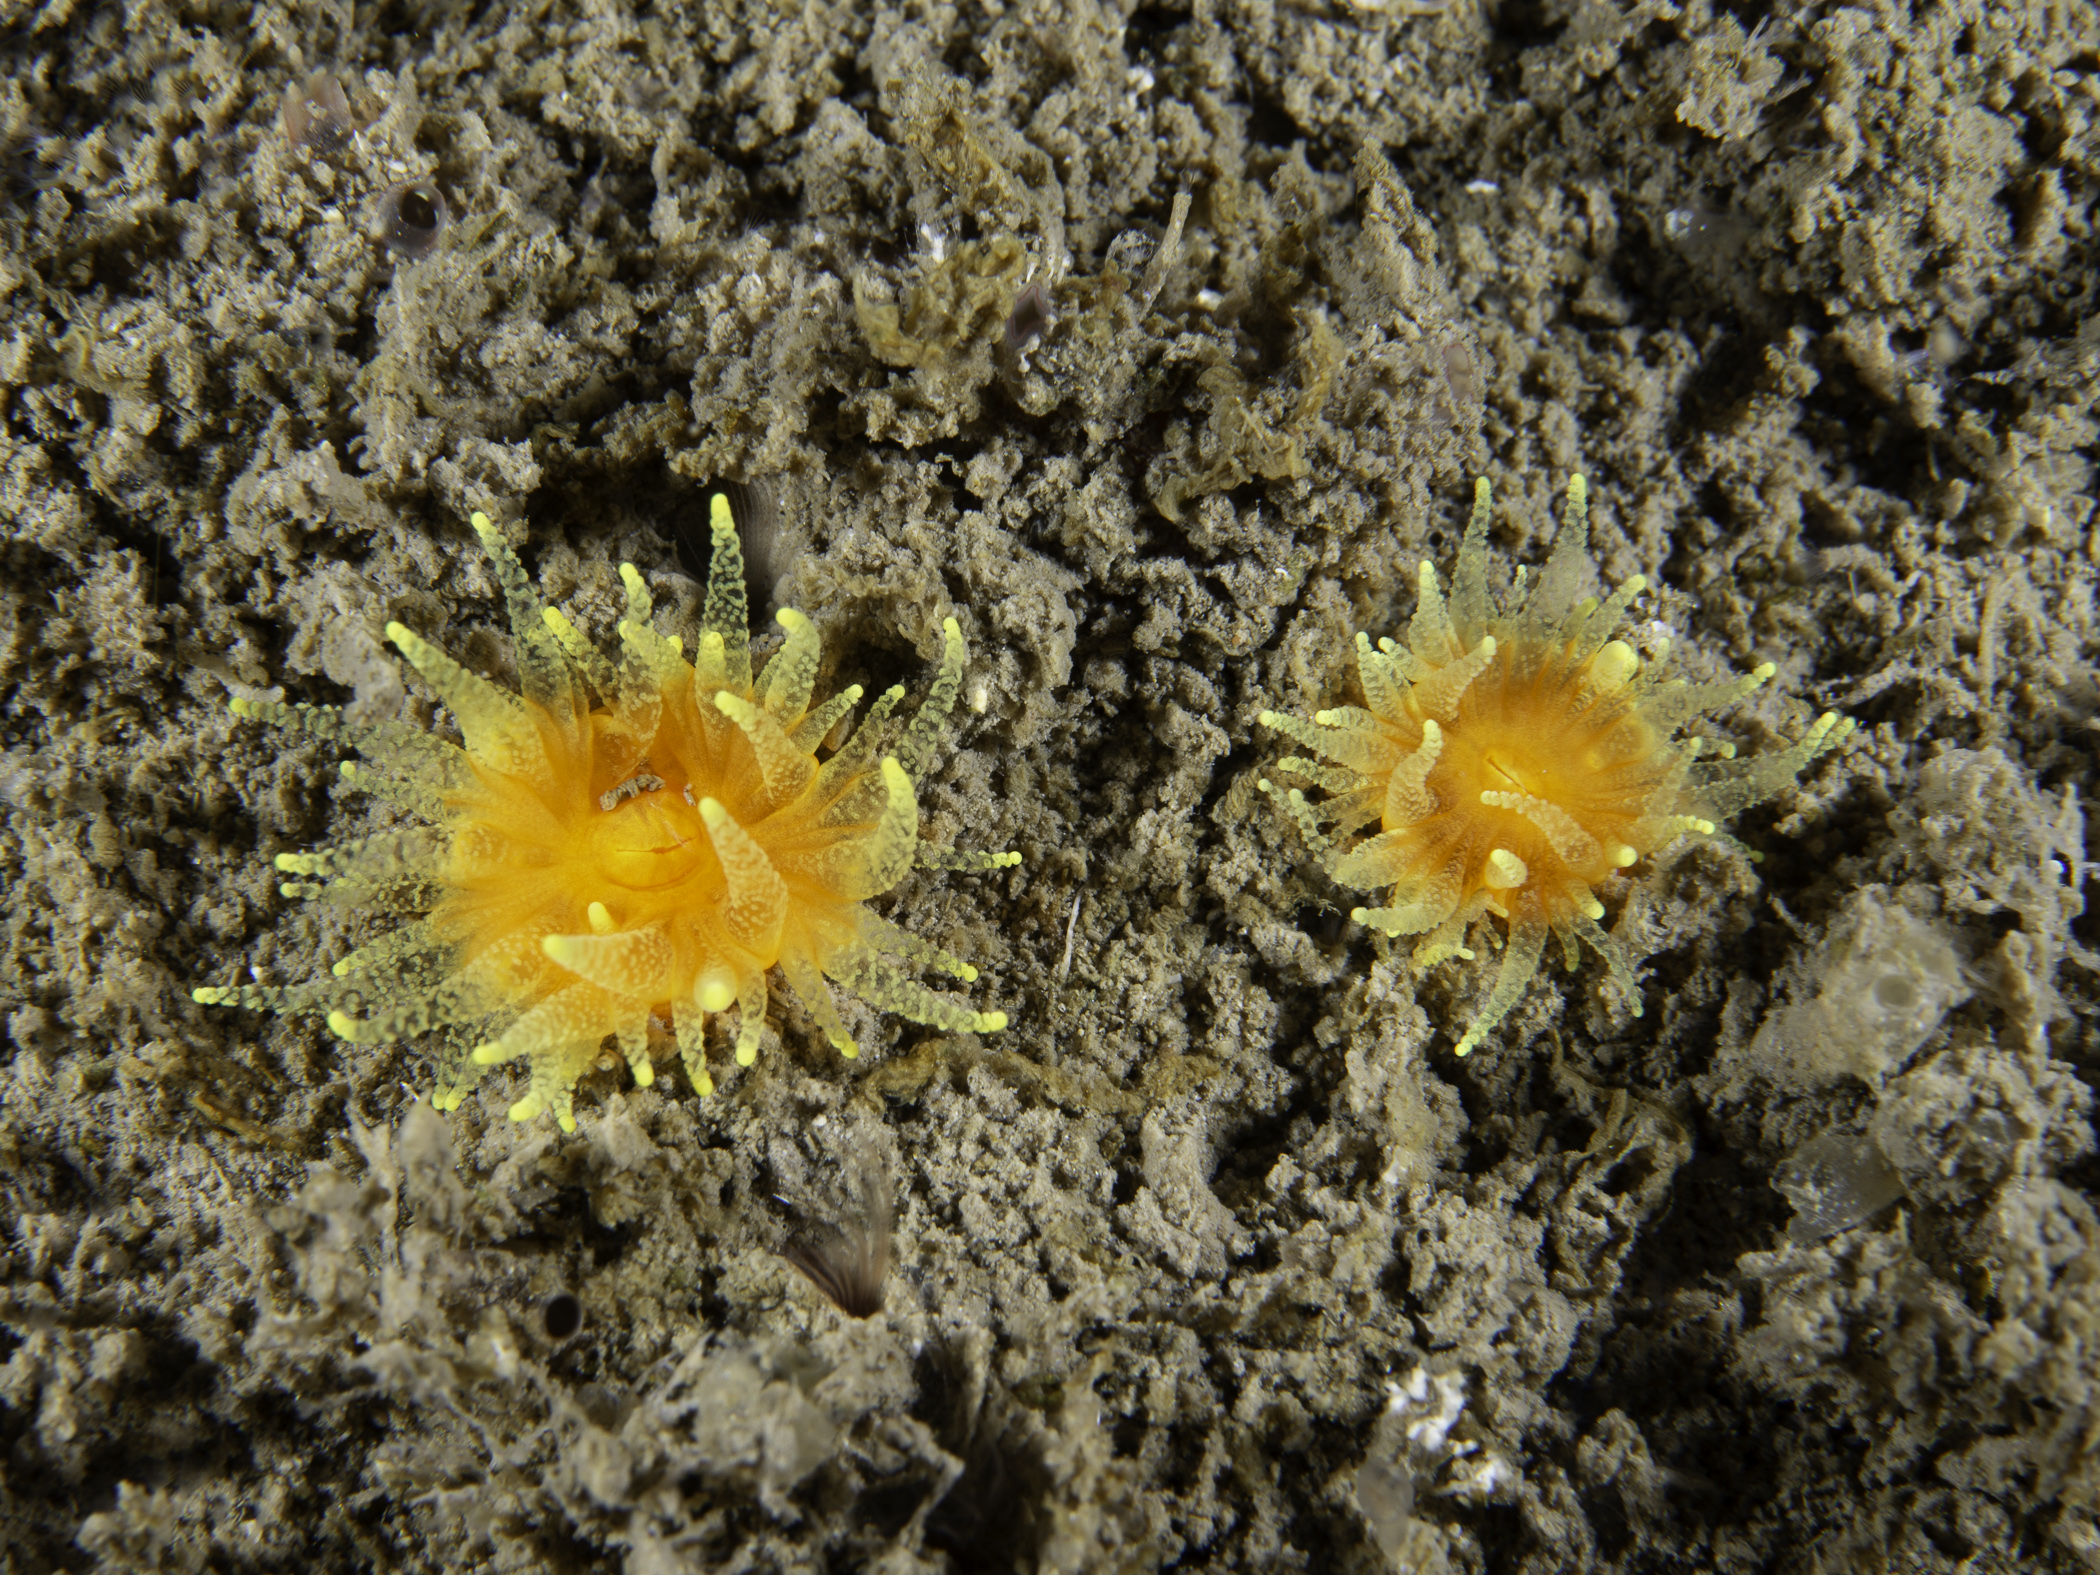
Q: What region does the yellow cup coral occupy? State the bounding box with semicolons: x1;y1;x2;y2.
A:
194;497;1016;1131
1259;475;1853;1057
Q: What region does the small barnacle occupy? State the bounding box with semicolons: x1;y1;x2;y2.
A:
1259;476;1854;1057
1003;280;1053;355
0;130;65;204
1771;1132;1907;1244
282;73;355;158
374;181;447;259
778;1141;892;1318
193;495;1018;1132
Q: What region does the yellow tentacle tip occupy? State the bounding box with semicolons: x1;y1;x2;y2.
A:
688;1069;716;1097
470;1042;507;1067
1483;848;1529;890
977;1011;1009;1033
586;901;615;935
506;1090;545;1123
325;1009;362;1041
735;1043;759;1067
631;1060;655;1088
709;493;735;534
191;986;233;1005
1593;641;1640;690
1814;713;1855;745
697;967;737;1013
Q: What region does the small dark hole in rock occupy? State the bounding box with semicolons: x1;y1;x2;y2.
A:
543;1290;583;1340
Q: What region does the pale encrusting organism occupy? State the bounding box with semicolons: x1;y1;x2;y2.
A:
194;497;1015;1131
1260;476;1853;1057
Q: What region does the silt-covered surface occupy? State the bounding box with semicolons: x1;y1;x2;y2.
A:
0;0;2097;1571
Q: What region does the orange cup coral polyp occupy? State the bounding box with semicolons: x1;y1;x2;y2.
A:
1260;476;1852;1057
195;497;1015;1131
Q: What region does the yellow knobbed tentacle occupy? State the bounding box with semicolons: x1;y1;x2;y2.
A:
848;758;919;899
761;608;822;722
384;620;539;769
1384;720;1443;823
714;690;816;806
698;797;789;951
700;494;753;693
541;926;675;1000
1410;634;1497;723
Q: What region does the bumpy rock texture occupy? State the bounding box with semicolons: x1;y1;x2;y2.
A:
0;2;2095;1572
